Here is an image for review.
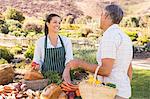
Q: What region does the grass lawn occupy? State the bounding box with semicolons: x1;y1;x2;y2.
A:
131;68;150;99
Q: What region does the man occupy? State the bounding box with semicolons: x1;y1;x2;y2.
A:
63;4;133;99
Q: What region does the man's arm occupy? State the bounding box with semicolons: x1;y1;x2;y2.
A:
128;63;132;81
69;58;114;77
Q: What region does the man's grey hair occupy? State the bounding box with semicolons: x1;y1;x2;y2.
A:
105;4;123;24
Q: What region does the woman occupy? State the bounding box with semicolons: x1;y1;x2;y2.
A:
32;14;73;77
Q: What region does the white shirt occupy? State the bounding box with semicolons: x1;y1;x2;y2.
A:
33;35;73;69
97;24;133;98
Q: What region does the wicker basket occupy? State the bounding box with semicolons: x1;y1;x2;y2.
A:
79;66;117;99
22;79;48;90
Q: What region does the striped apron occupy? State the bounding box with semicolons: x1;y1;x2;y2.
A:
41;35;66;74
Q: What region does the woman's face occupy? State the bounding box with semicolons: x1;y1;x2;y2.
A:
47;16;61;33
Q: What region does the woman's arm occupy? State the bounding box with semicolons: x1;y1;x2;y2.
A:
63;63;72;83
128;63;132;81
63;38;73;83
32;39;42;70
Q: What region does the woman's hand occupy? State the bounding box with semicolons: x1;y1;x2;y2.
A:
31;62;40;71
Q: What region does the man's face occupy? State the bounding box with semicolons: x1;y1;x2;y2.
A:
100;9;110;29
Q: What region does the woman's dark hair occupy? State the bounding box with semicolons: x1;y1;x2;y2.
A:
105;4;123;24
44;14;60;36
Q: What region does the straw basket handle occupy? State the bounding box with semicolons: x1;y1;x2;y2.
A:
93;66;101;84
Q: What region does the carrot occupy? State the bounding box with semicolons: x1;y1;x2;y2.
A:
4;86;11;90
60;83;76;92
75;90;80;96
61;88;72;92
61;83;72;90
62;82;78;90
67;83;78;89
65;82;78;87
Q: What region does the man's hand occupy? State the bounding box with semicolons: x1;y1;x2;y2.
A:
67;59;81;69
63;59;84;83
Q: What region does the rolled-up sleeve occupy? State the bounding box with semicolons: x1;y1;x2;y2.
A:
65;39;73;65
33;40;43;66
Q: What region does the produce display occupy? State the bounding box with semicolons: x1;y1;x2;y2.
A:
0;82;41;98
0;64;117;99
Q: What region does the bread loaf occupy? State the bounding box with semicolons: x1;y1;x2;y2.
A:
24;70;43;80
58;92;67;99
40;84;67;99
0;64;14;85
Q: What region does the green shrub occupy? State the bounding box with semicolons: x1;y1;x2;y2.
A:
24;44;35;59
8;25;22;32
125;31;138;41
10;30;22;37
59;29;82;38
58;29;71;37
145;46;150;52
131;17;140;27
0;13;4;19
6;19;22;28
0;24;9;34
6;19;22;32
5;8;25;22
0;58;8;64
23;22;43;33
137;36;150;44
10;45;23;54
72;31;82;38
15;60;30;69
0;19;5;24
120;17;140;27
0;46;14;63
61;24;80;30
26;31;36;38
0;13;5;24
80;27;93;37
87;33;99;39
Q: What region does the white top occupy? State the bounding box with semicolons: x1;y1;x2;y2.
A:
33;35;73;69
97;24;133;98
